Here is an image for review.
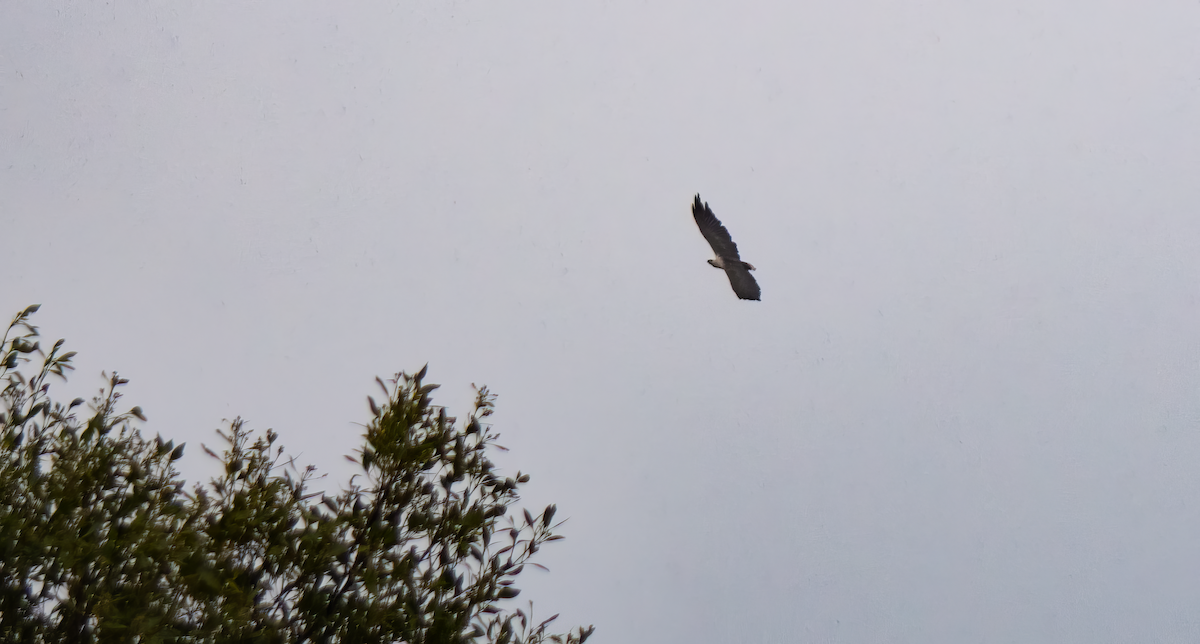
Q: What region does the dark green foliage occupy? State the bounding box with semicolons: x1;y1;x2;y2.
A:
0;306;593;644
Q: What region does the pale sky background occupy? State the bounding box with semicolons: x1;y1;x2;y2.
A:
4;1;1200;642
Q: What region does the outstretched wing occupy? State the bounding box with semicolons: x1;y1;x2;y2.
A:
691;195;743;262
724;264;761;300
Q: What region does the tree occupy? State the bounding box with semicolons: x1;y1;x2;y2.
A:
0;304;593;644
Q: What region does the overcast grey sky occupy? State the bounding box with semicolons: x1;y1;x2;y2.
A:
5;1;1200;641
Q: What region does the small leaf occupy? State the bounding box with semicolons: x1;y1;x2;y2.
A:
130;406;147;421
497;587;520;599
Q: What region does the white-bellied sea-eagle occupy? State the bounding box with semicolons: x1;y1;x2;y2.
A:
691;194;760;301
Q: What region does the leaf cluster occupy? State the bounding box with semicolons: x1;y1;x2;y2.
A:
0;305;593;644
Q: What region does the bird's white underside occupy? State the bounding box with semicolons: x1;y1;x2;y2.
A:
708;257;755;271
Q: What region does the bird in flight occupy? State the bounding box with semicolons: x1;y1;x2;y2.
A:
691;194;761;300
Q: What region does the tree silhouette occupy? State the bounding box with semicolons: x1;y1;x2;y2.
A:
0;304;593;643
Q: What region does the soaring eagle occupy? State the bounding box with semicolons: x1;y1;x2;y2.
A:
691;194;761;300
